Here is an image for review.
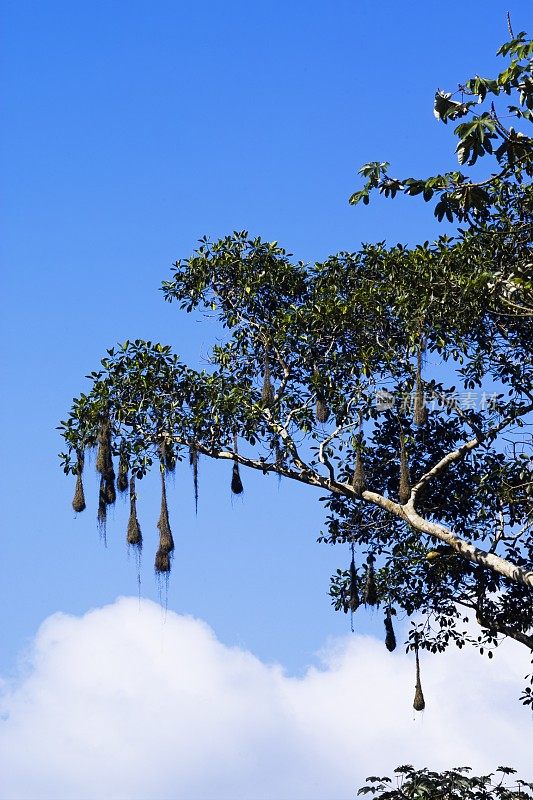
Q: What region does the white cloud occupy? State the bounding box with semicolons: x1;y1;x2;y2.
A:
0;597;531;800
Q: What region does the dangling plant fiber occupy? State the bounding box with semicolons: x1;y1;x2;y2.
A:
261;347;274;406
364;554;378;606
189;442;199;514
398;432;411;504
231;433;244;494
117;447;129;493
126;474;142;548
316;397;330;424
72;474;86;513
413;344;427;426
413;636;426;711
157;468;174;555
384;608;396;652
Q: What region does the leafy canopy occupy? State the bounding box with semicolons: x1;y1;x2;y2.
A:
60;31;533;708
356;766;533;800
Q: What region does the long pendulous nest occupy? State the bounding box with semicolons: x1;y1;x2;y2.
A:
126;474;142;548
364;555;378;606
156;469;174;558
384;608;396;652
413;639;426;711
398;433;411;504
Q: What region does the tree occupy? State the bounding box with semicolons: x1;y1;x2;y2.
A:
356;766;533;800
59;31;533;707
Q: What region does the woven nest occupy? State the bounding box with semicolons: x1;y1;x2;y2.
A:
364;559;378;606
384;612;396;652
154;548;171;574
347;554;359;611
398;436;411;504
127;512;142;548
72;474;86;513
231;463;244;494
316;398;330;424
352;452;365;497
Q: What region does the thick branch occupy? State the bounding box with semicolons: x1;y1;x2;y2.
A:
411;401;533;498
402;501;533;590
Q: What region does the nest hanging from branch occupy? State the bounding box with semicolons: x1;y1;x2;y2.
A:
189;442;199;514
349;550;359;612
157;469;174;556
352;415;366;497
95;418;116;512
126;474;142;548
316;397;330;424
117;447;129;493
231;432;244;494
72;449;86;512
384;608;396;652
364;554;378;606
97;476;107;529
155;469;174;575
161;439;176;474
154;549;171;573
72;474;86;513
261;346;274;406
413;636;426;711
413;342;427;426
398;432;411;504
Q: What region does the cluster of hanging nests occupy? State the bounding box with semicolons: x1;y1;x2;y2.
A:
72;419;246;575
73;337;427;700
343;549;425;712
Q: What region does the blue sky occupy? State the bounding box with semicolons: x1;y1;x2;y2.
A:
1;0;532;767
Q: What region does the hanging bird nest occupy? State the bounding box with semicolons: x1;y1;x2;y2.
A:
231;432;244;494
72;474;86;513
97;476;107;529
316;397;330;424
104;476;116;506
384;608;396;652
157;470;174;554
261;347;274;406
231;462;244;494
126;475;142;548
189;442;199;513
96;418;112;476
95;418;116;511
349;552;359;612
364;554;378;606
413;344;427;426
398;433;411;504
352;416;366;497
154;548;171;574
161;439;176;473
117;448;129;493
413;637;426;711
352;451;365;497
